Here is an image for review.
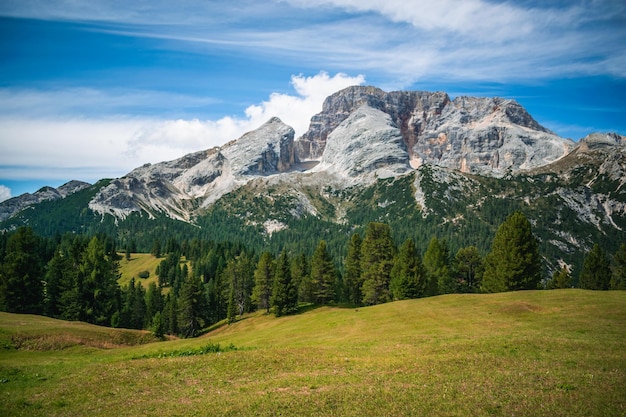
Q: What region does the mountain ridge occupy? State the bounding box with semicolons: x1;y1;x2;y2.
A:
82;85;585;221
1;86;624;276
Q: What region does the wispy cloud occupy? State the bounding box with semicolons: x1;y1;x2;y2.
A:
0;72;365;182
2;1;623;84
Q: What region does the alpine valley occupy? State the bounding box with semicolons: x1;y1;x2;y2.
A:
2;86;625;277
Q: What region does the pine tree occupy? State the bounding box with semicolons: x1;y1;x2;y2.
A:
271;250;298;316
223;253;254;323
453;246;484;293
482;212;542;293
610;244;626;290
390;238;425;300
178;275;207;337
79;237;121;325
151;311;164;339
145;282;164;326
252;252;275;313
546;266;572;289
291;253;309;302
361;223;396;305
343;233;363;306
310;240;336;305
423;237;452;295
579;244;611;290
151;239;162;258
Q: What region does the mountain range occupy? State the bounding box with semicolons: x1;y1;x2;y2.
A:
1;86;625;276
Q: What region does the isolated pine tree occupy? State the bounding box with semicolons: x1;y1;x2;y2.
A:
310;240;336;305
482;211;542;293
579;244;611;290
390;238;425;300
361;223;396;305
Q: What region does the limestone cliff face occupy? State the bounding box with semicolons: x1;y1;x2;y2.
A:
296;86;573;176
88;117;297;220
312;104;411;179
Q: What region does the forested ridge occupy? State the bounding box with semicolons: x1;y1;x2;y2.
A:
1;210;624;338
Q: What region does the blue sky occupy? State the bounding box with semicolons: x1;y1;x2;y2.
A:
0;0;625;201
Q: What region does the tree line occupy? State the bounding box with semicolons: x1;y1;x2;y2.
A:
0;211;624;338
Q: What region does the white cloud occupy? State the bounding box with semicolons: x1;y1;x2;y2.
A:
0;185;11;202
0;72;365;182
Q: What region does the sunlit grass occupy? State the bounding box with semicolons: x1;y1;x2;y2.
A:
117;252;162;289
1;290;625;416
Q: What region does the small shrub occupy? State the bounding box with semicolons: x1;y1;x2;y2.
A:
137;270;150;279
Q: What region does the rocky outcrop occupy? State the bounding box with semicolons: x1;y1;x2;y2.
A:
0;180;91;222
313;104;411;179
89;117;297;220
296;86;573;176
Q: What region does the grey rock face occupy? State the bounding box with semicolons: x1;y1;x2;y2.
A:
296;86;573;176
89;117;297;220
313;104;410;179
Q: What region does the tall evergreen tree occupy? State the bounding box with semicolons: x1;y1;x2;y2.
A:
178;275;207;337
223;253;254;323
482;212;542;293
310;240;336;305
0;227;45;314
252;252;275;313
390;238;426;300
361;223;396;305
343;233;363;305
145;282;164;326
78;236;121;325
291;253;309;302
579;244;611;290
271;250;298;316
453;246;484;293
423;237;452;295
610;244;626;290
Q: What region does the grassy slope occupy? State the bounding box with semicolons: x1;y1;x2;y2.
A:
118;253;162;289
118;253;189;290
1;290;625;416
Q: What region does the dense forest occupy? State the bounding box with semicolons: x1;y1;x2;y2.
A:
1;211;624;338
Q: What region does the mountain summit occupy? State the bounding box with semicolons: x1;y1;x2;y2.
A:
297;86;573;175
80;86;581;220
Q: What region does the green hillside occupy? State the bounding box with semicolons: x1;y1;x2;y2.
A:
1;290;625;416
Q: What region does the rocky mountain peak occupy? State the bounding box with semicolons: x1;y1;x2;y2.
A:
88;117;298;220
578;132;626;150
0;180;91;222
221;116;296;175
296;85;572;176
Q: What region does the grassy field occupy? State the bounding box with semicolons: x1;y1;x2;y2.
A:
0;289;624;416
118;253;190;290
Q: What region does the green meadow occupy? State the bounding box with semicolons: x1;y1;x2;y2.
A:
1;289;624;416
